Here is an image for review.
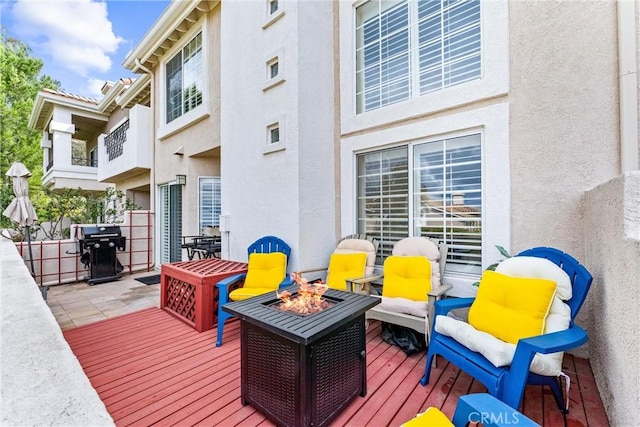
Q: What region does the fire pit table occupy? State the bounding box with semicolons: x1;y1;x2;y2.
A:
223;286;380;427
161;259;248;332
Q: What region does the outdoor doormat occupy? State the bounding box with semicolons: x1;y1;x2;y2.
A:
135;274;161;285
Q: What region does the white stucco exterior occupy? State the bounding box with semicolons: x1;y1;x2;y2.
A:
220;0;336;269
584;172;640;427
118;1;640;425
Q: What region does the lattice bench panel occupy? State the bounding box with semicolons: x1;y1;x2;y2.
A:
160;259;248;332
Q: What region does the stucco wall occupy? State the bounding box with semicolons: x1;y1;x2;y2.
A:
584;172;640;427
508;0;619;259
220;0;336;268
151;5;222;248
0;238;113;426
508;1;620;357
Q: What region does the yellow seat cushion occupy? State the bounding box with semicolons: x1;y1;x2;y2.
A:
382;256;432;301
468;270;557;344
326;252;368;290
242;252;287;289
401;407;453;427
229;287;275;301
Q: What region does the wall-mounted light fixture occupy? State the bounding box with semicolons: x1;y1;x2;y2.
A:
175;174;186;186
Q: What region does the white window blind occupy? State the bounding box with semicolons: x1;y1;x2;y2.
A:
413;134;482;274
355;0;481;113
199;177;221;230
356;146;409;262
356;133;482;274
166;32;203;123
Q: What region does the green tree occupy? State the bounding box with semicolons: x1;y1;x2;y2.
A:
37;187;141;240
0;30;60;228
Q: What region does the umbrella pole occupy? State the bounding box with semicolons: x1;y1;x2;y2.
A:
25;225;46;300
25;225;36;278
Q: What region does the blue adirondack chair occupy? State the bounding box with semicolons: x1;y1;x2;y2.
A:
421;247;593;412
402;393;539;426
215;235;292;347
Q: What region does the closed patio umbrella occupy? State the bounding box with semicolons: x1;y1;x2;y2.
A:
3;161;38;279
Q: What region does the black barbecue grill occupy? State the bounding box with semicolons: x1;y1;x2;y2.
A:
78;225;126;285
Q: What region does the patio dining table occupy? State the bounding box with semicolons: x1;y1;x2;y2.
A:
181;235;222;260
161;258;248;332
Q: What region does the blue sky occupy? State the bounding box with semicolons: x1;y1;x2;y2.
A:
1;0;171;99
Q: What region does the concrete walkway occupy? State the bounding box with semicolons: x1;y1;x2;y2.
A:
46;270;161;330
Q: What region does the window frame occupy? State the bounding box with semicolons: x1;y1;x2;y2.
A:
198;176;221;231
263;115;286;154
158;18;210;140
340;103;510;292
339;0;508;135
354;0;483;114
263;48;286;91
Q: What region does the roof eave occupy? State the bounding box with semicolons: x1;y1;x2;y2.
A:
116;74;151;107
122;1;197;72
97;80;126;112
27;92;46;130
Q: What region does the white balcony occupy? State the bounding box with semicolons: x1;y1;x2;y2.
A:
42;162;112;193
97;104;152;182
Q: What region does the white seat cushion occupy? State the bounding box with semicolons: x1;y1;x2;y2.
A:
495;256;572;300
435;314;565;376
378;296;427;318
435;254;574;376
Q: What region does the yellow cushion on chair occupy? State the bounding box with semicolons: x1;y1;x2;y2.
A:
382;256;431;301
326;252;368;290
401;407;453;426
229;287;276;301
229;252;286;302
468;270;557;344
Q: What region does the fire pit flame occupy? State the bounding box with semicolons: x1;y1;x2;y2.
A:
275;273;334;315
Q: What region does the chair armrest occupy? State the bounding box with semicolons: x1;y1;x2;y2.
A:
278;276;294;288
452;394;539;427
434;297;475;316
295;267;328;275
505;325;589;410
516;325;588;355
426;284;453;336
346;274;383;293
428;283;452;298
216;273;247;306
216;273;247;289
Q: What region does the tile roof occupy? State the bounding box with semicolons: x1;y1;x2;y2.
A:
41;88;100;105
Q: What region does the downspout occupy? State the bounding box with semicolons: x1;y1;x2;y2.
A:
134;58;157;266
618;0;639;173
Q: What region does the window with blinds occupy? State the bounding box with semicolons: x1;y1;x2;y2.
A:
356;133;482;275
357;147;409;263
166;32;203;123
199;177;221;230
355;0;481;113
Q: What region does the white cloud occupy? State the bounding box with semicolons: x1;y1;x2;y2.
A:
11;0;124;76
86;78;108;99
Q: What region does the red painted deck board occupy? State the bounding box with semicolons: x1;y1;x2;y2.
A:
64;307;610;427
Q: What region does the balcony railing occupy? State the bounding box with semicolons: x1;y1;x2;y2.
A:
104;119;130;161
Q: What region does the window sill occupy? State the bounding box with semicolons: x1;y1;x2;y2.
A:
262;77;285;92
262;141;286;154
262;10;285;29
158;104;210;140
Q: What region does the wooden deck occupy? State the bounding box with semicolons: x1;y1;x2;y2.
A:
63;308;609;427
